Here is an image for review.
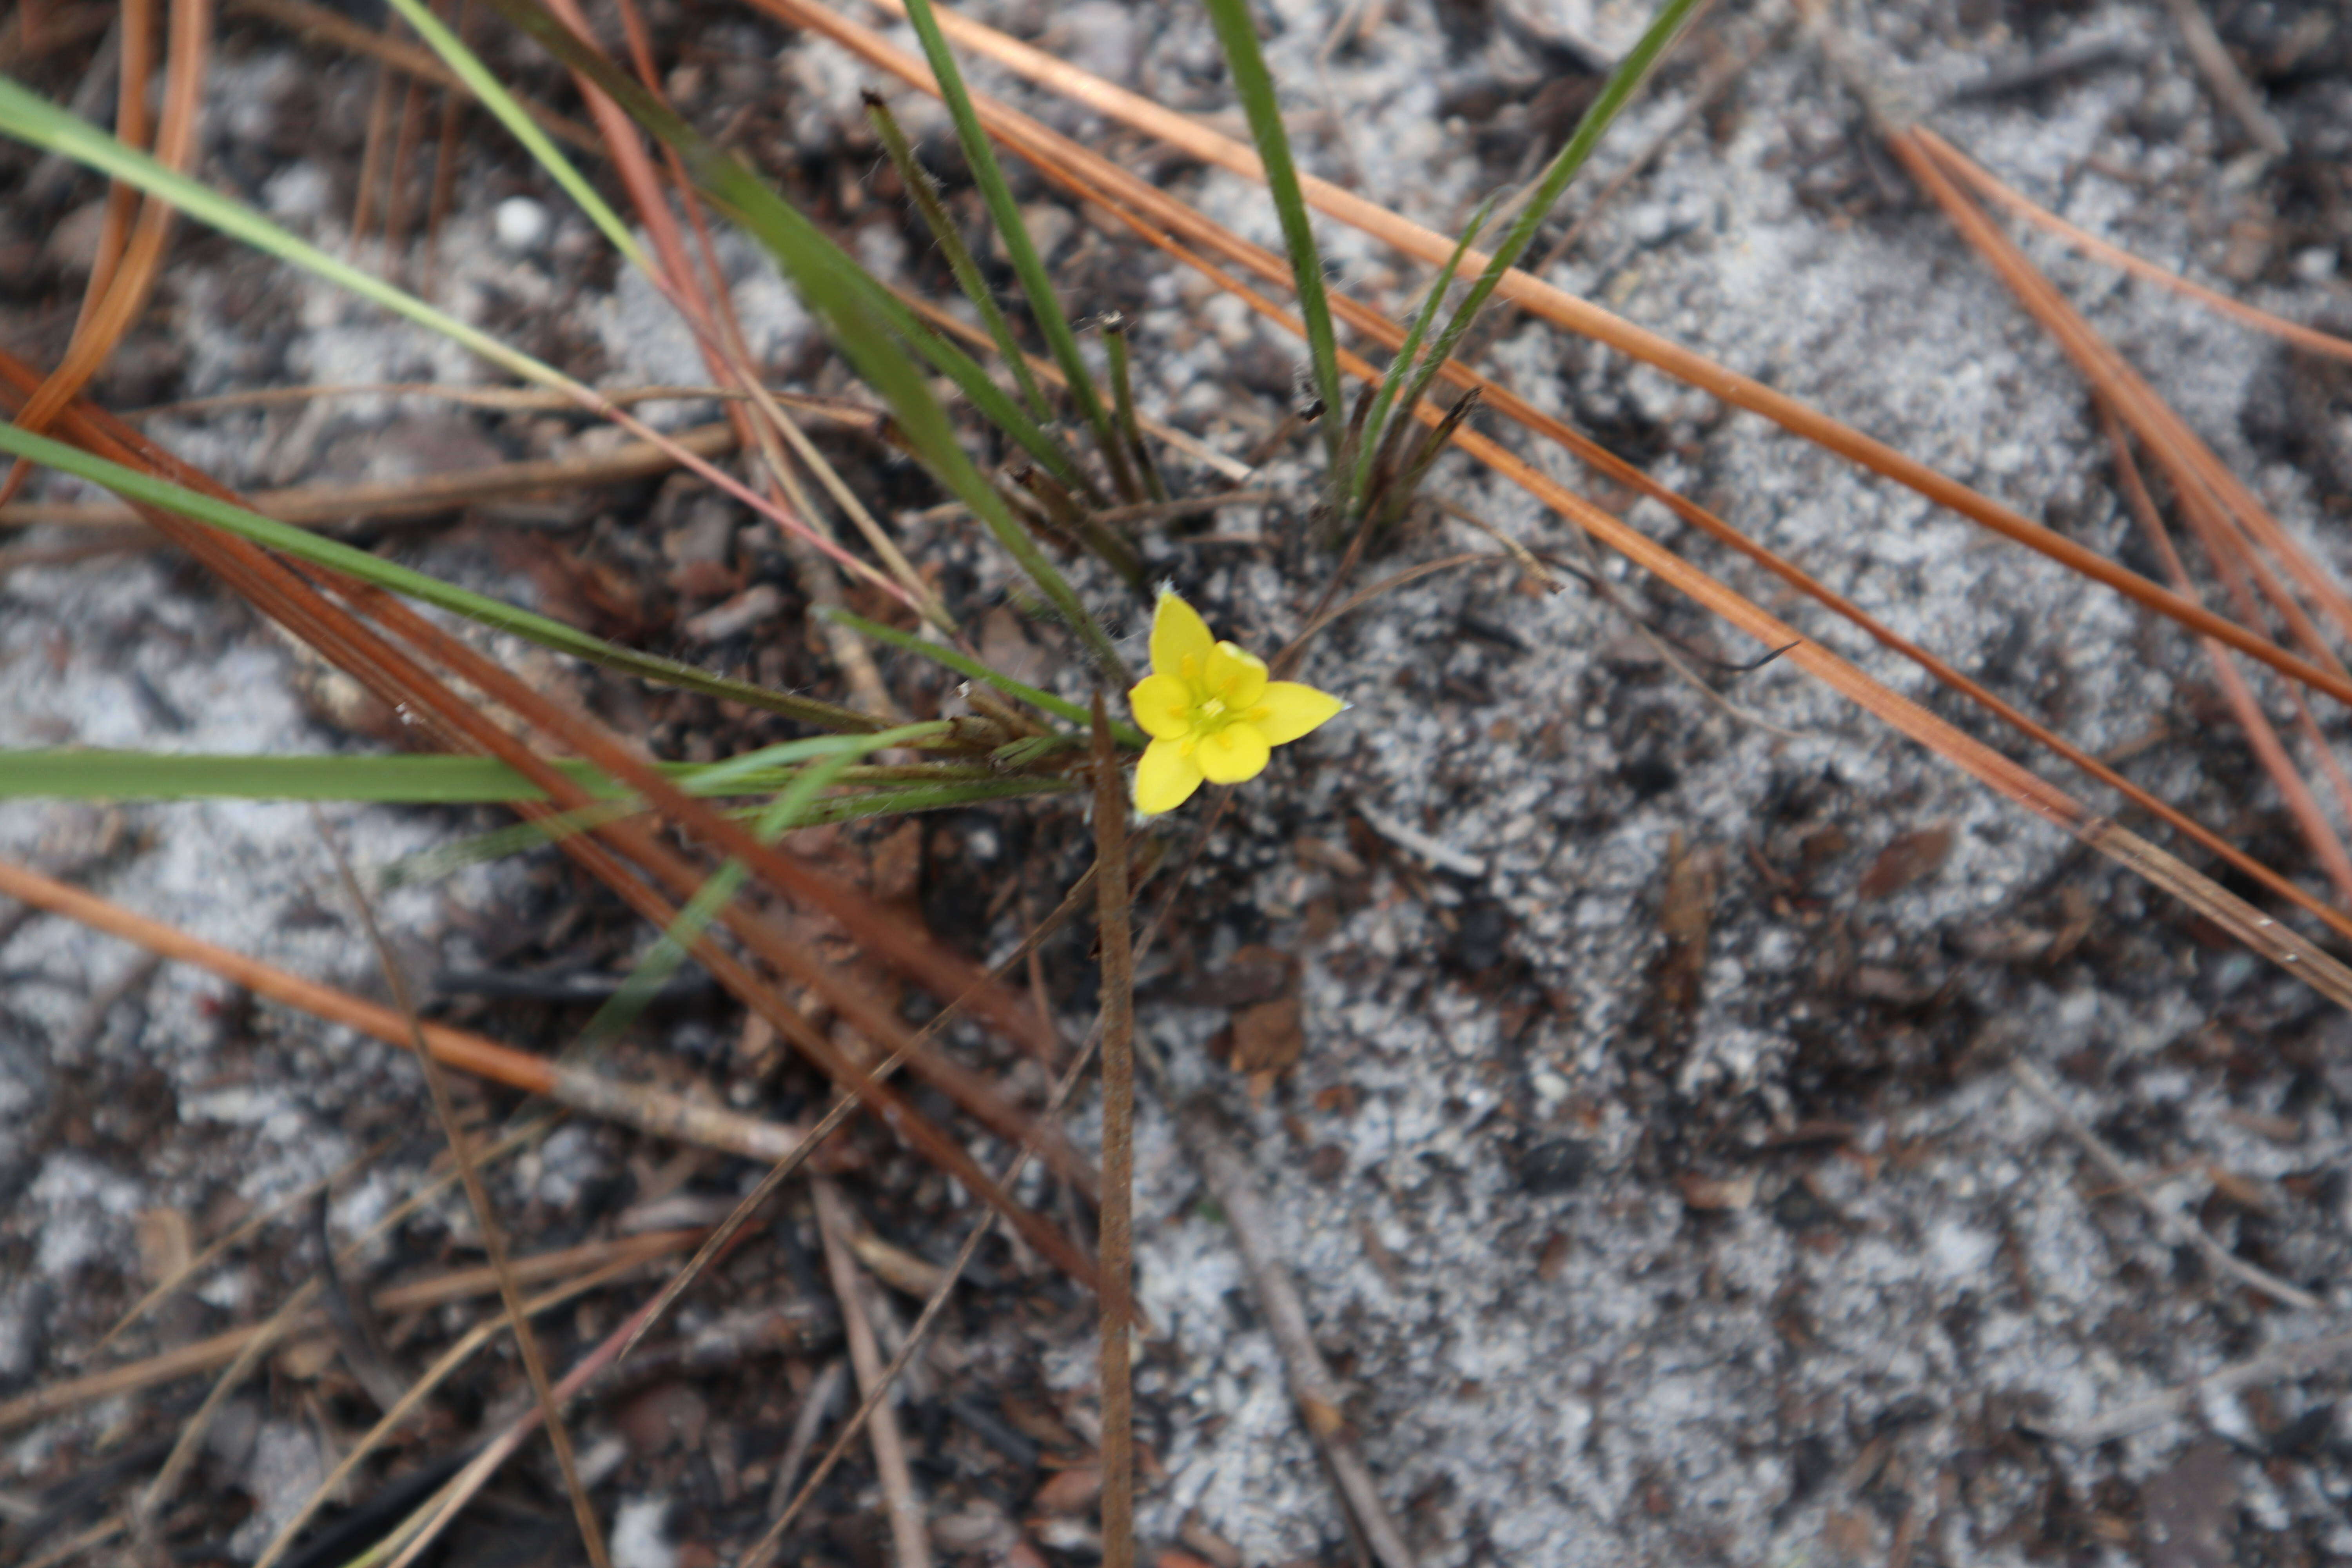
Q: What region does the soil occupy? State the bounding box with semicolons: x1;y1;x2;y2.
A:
4;0;2352;1565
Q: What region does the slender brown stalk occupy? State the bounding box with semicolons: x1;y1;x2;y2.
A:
1091;695;1137;1568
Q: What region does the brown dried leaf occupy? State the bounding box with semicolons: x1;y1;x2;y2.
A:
1031;1464;1102;1515
135;1207;193;1286
1228;994;1305;1077
1858;825;1954;899
869;820;924;907
1652;834;1725;1022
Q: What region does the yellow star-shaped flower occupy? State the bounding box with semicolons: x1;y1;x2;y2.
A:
1128;590;1345;814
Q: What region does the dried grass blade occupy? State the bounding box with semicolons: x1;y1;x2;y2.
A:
0;855;823;1164
0;419;878;730
1197;0;1345;470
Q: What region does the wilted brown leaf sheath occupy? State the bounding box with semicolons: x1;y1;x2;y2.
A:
1090;697;1136;1568
784;0;2352;715
0;359;1098;1284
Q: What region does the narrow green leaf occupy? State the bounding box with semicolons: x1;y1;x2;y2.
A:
477;0;1134;685
820;607;1149;748
1353;193;1497;512
1395;0;1708;423
1198;0;1347;472
895;0;1141;501
864;92;1062;447
575;722;939;1051
0;419;881;732
381;0;649;270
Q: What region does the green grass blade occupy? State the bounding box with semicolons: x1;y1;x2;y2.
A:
894;0;1140;501
1199;0;1347;472
380;0;649;270
477;0;1132;684
381;804;636;891
1395;0;1707;423
820;607;1148;747
1353;193;1497;511
789;775;1078;822
1103;317;1167;504
0;750;622;802
864;92;1061;439
0;419;880;732
0;75;577;401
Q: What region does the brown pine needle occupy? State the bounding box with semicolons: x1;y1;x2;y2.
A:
0;855;826;1165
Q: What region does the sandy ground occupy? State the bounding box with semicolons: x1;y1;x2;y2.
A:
5;0;2352;1563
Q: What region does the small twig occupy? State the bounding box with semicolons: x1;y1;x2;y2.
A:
743;976;1118;1568
1353;803;1487;880
1091;486;1281;527
765;1358;848;1516
134;1279;320;1540
308;1192;408;1414
317;813;612;1568
2154;0;2288;158
2044;1328;2352;1445
1177;1103;1421;1568
1542;526;1810;740
251;1244;694;1568
1091;695;1138;1568
813;1179;932;1568
2009;1060;2324;1313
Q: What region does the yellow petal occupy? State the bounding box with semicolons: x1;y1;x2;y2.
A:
1150;589;1213;684
1128;673;1195;740
1134;737;1205;814
1203;641;1268;708
1250;681;1345;746
1195;722;1272;785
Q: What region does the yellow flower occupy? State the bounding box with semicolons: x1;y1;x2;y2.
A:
1128;589;1345;814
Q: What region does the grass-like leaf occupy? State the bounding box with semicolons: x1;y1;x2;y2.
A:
821;607;1149;747
0;421;880;732
1352;193;1496;512
895;0;1140;501
1199;0;1347;472
1390;0;1706;425
864;92;1065;458
381;0;649;270
478;0;1134;685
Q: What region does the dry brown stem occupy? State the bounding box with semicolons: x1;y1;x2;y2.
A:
1178;1103;1420;1568
1091;695;1137;1568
